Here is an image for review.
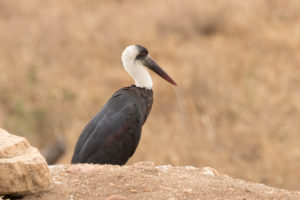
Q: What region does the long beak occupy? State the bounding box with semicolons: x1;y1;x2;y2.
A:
141;56;177;86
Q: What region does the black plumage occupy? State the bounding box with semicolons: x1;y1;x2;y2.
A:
71;86;153;165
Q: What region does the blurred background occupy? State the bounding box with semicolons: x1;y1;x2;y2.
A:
1;0;300;190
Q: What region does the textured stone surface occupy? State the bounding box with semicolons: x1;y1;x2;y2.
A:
24;163;300;200
0;128;51;195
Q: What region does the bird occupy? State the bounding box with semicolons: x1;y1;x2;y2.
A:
71;45;177;165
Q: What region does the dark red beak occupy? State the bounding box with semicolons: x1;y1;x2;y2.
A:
141;56;177;86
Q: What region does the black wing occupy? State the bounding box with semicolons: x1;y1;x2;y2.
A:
71;89;143;165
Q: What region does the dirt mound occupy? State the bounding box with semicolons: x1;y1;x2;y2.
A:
23;162;300;200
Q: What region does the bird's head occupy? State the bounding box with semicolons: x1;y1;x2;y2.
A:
121;45;177;89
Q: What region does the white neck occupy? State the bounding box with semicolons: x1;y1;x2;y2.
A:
121;46;153;89
123;60;153;89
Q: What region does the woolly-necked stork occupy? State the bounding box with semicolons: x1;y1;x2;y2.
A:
71;45;177;165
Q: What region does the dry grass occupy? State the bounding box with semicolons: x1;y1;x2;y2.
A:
1;0;300;190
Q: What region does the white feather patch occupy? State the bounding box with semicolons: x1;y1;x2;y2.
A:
121;45;153;89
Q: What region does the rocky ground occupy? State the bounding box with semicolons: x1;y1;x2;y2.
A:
21;163;300;200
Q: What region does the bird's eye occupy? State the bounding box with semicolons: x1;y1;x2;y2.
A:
140;52;147;57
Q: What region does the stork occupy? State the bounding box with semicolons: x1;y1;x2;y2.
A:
71;45;176;165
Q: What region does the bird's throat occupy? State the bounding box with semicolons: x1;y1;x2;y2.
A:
125;62;153;89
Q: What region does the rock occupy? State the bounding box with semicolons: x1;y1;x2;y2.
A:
105;195;128;200
0;128;51;195
199;167;219;176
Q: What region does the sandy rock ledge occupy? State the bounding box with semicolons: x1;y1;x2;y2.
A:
23;162;300;200
0;129;51;195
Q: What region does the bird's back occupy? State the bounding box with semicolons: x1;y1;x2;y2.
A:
71;86;153;165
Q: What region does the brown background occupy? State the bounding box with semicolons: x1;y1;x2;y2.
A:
1;0;300;191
